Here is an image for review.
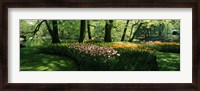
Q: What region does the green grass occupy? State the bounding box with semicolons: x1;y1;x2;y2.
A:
156;52;180;71
20;47;78;71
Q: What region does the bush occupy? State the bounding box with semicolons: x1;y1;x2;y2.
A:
143;42;180;53
38;44;120;71
115;48;158;71
111;43;157;52
38;43;158;71
85;39;103;43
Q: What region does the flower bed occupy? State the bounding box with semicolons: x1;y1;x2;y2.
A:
143;41;180;53
38;43;158;71
111;43;157;52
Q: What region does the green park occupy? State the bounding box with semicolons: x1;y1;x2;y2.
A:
20;20;180;71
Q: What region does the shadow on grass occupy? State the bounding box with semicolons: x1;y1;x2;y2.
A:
156;52;180;71
20;47;78;71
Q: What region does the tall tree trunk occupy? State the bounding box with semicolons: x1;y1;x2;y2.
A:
128;23;143;42
129;21;140;40
121;20;130;41
44;20;60;43
79;20;86;43
129;24;135;37
87;20;92;40
52;20;60;43
104;20;113;42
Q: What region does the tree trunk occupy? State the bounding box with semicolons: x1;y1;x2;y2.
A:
104;20;113;42
129;24;134;37
129;21;139;39
128;23;143;42
121;20;130;41
44;20;60;43
87;20;92;40
51;20;60;43
79;20;86;43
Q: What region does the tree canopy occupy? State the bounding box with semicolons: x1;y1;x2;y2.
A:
20;20;180;46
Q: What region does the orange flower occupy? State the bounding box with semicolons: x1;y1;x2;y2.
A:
153;42;180;46
111;43;140;49
111;43;157;52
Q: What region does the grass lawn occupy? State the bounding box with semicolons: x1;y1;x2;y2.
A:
156;52;180;71
20;47;78;71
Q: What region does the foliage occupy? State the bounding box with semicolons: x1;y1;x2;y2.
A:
20;19;180;71
142;41;180;53
85;39;103;43
20;20;180;44
38;43;118;70
90;41;179;53
111;43;157;52
88;42;158;52
38;43;158;71
69;44;120;57
153;41;180;46
115;48;158;71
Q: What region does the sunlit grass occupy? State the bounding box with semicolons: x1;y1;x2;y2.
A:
20;47;78;71
156;52;180;71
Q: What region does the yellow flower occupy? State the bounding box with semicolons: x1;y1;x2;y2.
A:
153;42;180;46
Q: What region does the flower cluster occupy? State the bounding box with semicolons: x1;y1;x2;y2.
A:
38;43;158;71
112;43;141;49
153;41;180;46
69;44;120;57
111;43;157;52
142;41;180;53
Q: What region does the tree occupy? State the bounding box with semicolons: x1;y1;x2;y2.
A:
128;23;143;42
121;20;130;41
32;20;45;39
87;20;92;40
129;21;139;37
59;20;80;40
44;20;60;43
158;22;165;37
104;20;113;42
79;20;87;43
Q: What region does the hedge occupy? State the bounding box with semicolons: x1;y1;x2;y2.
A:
38;43;158;71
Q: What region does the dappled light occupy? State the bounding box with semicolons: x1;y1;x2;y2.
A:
20;20;180;71
20;47;78;71
156;52;180;71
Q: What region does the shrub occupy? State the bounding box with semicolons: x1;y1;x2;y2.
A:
38;43;158;71
68;44;121;71
111;43;157;52
91;42;158;52
143;42;180;53
115;48;158;71
38;44;120;70
70;44;120;57
85;39;103;43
